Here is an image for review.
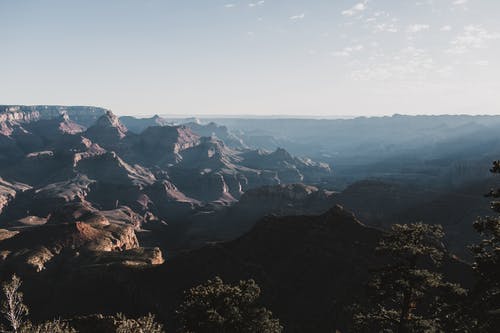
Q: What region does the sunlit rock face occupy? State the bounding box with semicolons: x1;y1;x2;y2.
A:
0;105;108;133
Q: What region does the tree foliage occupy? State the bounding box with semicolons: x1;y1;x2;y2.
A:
353;223;468;333
114;313;164;333
1;275;29;333
469;160;500;330
176;276;282;333
1;275;77;333
19;319;76;333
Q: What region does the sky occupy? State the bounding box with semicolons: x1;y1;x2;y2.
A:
1;0;499;117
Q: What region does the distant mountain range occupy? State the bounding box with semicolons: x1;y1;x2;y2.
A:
1;105;498;262
163;114;500;189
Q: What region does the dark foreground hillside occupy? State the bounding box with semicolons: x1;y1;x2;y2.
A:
5;205;471;333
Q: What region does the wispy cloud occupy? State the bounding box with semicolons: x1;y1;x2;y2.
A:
350;47;434;81
249;1;265;8
374;23;398;33
342;2;368;17
447;25;500;54
289;13;305;21
407;24;430;33
365;11;399;33
331;44;364;57
452;0;469;10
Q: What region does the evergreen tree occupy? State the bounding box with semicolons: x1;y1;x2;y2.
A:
353;223;468;333
469;160;500;331
176;276;282;333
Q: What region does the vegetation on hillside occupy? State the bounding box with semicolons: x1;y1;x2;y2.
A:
176;276;282;333
352;223;470;332
3;161;500;332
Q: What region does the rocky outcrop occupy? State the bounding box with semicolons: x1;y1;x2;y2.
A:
240;148;331;183
72;246;165;268
0;175;95;223
0;221;140;272
46;201;106;225
0;105;108;133
76;152;155;187
168;138;330;201
131;125;200;166
0;196;164;273
46;201;154;229
84;111;129;147
71;137;107;166
119;115;170;133
183;121;247;149
35;174;94;203
239;183;333;203
26;112;85;137
175;137;238;169
0;229;18;242
0;178;31;214
144;180;200;219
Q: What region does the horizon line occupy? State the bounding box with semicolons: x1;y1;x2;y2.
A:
1;104;500;119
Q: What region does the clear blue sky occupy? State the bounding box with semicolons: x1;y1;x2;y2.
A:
1;0;499;116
